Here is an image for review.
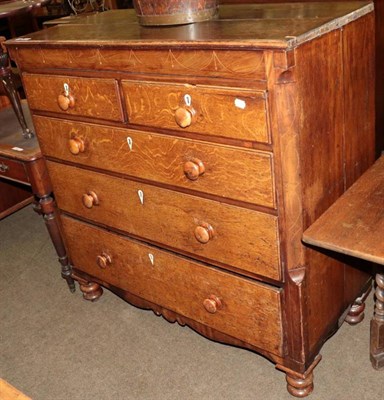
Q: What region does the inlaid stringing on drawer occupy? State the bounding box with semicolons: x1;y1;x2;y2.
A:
15;48;266;81
47;161;281;281
61;215;283;356
22;73;124;122
34;116;276;208
122;80;270;143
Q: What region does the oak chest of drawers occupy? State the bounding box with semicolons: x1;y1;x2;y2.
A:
7;2;376;396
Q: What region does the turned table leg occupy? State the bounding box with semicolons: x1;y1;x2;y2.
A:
370;272;384;369
26;159;75;292
0;37;34;139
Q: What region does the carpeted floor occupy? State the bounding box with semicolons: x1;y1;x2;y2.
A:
0;205;383;400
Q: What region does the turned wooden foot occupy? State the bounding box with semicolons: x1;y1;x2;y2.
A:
345;286;371;325
277;355;321;398
370;272;384;369
77;278;103;301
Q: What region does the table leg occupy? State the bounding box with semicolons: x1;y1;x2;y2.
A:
0;38;34;139
370;272;384;369
26;158;75;293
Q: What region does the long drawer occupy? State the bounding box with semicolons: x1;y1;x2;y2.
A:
23;74;123;122
34;116;276;208
48;161;281;280
61;215;283;356
122;80;270;143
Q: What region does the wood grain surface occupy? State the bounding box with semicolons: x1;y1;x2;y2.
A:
13;48;266;81
22;74;123;122
48;161;281;280
34;116;275;208
122;80;269;143
62;215;283;355
303;156;384;265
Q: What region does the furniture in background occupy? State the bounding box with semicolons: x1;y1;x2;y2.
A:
303;155;384;370
0;378;32;400
6;2;376;397
0;35;75;291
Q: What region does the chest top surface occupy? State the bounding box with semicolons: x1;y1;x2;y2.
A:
6;1;373;50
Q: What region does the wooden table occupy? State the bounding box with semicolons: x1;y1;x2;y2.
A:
303;156;384;369
0;101;75;292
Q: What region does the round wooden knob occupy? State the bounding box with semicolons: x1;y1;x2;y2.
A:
82;191;99;209
175;107;193;128
68;137;85;155
97;253;112;269
184;158;205;181
57;93;75;111
203;295;222;314
194;222;214;244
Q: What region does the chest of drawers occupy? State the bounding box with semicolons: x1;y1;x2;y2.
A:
7;2;376;397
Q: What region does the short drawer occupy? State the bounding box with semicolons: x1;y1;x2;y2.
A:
34;116;275;208
122;80;270;143
23;73;123;122
0;156;29;184
48;162;281;281
61;215;283;356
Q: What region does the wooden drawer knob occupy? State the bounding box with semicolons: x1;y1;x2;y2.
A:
203;295;222;314
194;222;214;244
97;252;112;269
175;107;194;128
184;158;205;181
68;137;85;155
0;162;9;173
58;93;75;111
82;191;99;209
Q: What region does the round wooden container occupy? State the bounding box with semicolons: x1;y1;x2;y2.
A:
133;0;218;26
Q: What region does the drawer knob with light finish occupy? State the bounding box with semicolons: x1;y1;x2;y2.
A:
57;83;75;111
194;222;214;244
184;158;205;181
82;191;99;209
203;295;222;314
96;252;112;269
175;106;195;128
68;137;85;155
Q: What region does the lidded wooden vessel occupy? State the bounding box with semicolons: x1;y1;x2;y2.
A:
133;0;218;26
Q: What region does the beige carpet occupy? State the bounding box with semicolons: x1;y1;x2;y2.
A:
0;205;383;400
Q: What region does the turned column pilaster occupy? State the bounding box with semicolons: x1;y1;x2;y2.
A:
370;272;384;369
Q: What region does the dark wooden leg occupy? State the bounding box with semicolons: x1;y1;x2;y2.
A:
370;272;384;369
277;355;322;398
27;159;75;293
39;194;76;293
345;285;371;325
72;272;103;301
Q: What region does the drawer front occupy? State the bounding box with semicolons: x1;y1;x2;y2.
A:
62;215;283;356
15;49;266;81
34;116;275;208
122;81;270;143
0;156;29;184
23;74;123;122
48;162;281;280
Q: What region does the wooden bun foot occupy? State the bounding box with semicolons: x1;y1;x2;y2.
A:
277;355;321;398
345;302;365;325
79;281;103;301
286;372;314;398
